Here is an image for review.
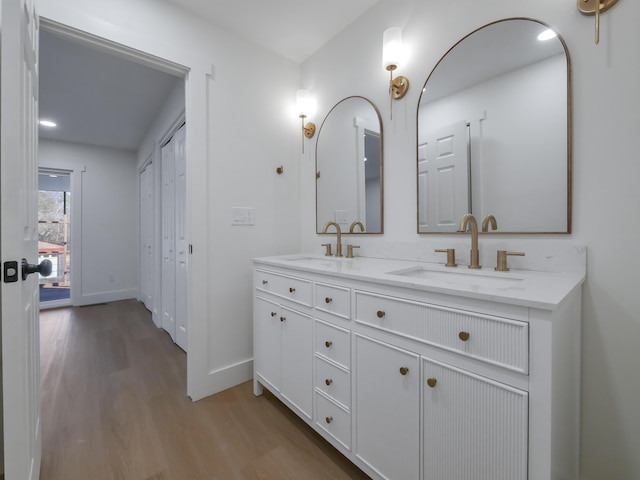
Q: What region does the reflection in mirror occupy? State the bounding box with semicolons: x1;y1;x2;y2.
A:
316;97;383;233
417;18;570;233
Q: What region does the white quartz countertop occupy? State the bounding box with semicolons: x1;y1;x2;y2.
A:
253;254;586;310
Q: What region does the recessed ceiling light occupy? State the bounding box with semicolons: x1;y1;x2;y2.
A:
39;120;57;127
537;29;557;41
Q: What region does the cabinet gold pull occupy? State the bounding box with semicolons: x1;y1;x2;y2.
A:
289;287;296;293
270;312;277;317
325;416;333;424
325;379;333;386
280;316;286;322
325;297;332;304
427;378;438;388
376;310;385;318
325;341;333;348
262;280;268;285
399;367;409;376
458;331;470;341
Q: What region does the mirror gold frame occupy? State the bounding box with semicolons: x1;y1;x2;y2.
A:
416;18;572;234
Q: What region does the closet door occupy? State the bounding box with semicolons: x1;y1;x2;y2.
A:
174;125;188;351
161;140;176;341
139;161;154;311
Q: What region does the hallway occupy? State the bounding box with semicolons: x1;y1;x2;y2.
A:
39;300;369;479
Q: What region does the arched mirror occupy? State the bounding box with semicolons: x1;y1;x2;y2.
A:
417;18;571;233
316;96;383;233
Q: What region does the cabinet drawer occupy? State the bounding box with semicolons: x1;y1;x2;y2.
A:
315;356;350;408
315;282;351;319
255;269;312;307
315;392;351;450
355;291;529;374
315;320;351;370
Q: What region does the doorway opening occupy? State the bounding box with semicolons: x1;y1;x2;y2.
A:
38;169;72;307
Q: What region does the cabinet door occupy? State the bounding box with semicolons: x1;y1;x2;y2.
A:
355;334;420;480
423;358;528;480
254;296;282;391
281;306;313;420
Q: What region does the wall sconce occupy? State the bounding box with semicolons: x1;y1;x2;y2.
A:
578;0;619;44
382;27;409;120
296;89;316;153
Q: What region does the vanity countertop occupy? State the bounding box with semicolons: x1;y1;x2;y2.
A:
253;254;585;311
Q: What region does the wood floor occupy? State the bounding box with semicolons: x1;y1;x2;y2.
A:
40;299;371;480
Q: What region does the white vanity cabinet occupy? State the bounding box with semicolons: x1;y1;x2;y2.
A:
253;269;313;420
253;257;583;480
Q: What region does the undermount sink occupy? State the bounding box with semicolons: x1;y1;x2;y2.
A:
385;266;524;288
281;255;344;267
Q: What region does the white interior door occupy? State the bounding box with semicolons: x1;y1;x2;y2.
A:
139;161;154;311
173;125;188;351
1;0;42;478
161;139;176;341
418;120;470;232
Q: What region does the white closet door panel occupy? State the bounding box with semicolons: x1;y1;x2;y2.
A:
174;125;188;351
161;139;176;340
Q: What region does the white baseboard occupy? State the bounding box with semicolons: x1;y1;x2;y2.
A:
189;358;253;401
75;288;138;306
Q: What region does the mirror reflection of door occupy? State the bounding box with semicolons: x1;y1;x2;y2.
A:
364;130;381;232
418;121;470;232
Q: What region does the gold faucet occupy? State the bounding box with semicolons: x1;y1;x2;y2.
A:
458;214;481;269
482;214;497;232
349;221;365;233
322;221;343;257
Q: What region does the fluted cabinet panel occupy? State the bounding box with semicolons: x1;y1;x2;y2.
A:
355;291;528;373
422;357;528;480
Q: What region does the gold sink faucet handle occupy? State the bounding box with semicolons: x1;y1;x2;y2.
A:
434;248;457;267
346;244;360;258
495;250;525;272
321;243;333;257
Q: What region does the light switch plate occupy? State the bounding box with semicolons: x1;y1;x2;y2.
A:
231;207;255;226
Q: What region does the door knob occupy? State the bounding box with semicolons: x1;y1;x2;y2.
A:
21;258;52;281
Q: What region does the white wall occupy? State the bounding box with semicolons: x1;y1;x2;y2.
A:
38;0;301;400
301;1;640;478
39;139;138;304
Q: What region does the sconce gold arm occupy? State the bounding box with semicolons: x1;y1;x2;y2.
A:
578;0;619;45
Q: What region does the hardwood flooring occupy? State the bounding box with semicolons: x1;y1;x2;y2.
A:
40;300;371;480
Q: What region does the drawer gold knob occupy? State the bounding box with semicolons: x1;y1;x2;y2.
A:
399;367;409;376
458;331;470;341
270;312;277;317
262;280;268;285
325;416;333;424
325;379;333;386
376;310;385;318
427;378;438;388
325;297;333;304
280;316;286;322
289;287;296;293
325;341;333;348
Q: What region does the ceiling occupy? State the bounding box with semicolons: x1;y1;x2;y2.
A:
165;0;380;63
38;0;380;151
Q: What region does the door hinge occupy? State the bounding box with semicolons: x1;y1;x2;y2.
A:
3;261;19;283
